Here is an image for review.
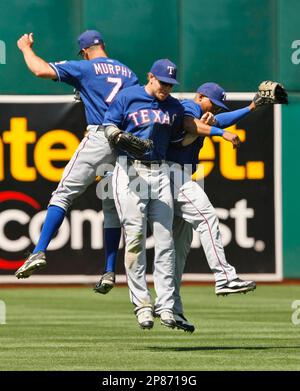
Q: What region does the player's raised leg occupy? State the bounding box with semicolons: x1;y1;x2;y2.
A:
15;128;115;279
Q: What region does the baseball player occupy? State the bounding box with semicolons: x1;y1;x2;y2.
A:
103;59;183;330
15;30;139;289
103;60;231;330
167;81;287;332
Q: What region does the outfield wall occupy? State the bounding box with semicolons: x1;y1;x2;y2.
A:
0;94;288;282
281;95;300;277
1;0;300;93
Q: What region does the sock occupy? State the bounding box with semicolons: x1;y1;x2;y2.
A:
33;205;66;254
103;227;121;273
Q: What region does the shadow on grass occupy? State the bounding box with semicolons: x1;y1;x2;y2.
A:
147;346;300;352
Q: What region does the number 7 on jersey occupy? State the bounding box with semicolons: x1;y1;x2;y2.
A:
105;77;123;103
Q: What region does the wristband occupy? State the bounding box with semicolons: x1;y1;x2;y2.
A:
210;126;224;136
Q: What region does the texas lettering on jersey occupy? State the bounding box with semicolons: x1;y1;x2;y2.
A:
128;109;178;126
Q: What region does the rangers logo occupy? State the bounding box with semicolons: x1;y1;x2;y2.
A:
167;66;175;75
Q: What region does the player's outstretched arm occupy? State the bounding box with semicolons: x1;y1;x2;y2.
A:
17;33;56;79
182;116;224;146
215;106;252;128
209;81;288;128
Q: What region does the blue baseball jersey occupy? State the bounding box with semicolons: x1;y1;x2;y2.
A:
49;57;139;125
103;85;184;161
167;99;205;172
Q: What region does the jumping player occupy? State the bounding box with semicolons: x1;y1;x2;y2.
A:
15;30;139;286
167;82;274;332
103;59;183;330
103;60;236;330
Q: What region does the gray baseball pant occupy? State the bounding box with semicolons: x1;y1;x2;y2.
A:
172;215;193;315
169;162;237;295
49;125;120;227
112;159;175;314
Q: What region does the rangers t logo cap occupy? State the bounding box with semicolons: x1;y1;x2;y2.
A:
196;82;229;110
150;59;179;85
77;30;104;53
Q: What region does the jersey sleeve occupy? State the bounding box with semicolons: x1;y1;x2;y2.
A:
170;99;202;143
181;99;202;119
126;72;139;88
49;60;82;88
169;100;186;143
215;107;250;128
103;93;126;128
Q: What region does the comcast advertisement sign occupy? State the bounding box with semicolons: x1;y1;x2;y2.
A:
0;95;282;281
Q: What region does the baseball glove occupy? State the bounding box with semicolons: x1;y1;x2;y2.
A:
105;126;154;159
253;81;288;107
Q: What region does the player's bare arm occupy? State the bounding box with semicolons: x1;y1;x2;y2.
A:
182;115;215;146
182;116;240;148
17;33;56;79
183;115;215;136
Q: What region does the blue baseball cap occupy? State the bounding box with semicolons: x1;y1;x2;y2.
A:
196;82;229;110
150;59;179;85
77;30;103;53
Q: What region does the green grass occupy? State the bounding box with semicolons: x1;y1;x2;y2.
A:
0;285;300;371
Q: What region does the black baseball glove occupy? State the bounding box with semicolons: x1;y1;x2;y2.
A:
105;126;154;159
253;81;288;107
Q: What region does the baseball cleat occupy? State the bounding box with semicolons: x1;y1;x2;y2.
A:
215;278;256;296
136;308;154;330
174;313;195;333
159;310;176;329
15;252;47;279
94;272;115;294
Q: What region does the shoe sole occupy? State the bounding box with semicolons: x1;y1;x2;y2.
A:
15;261;46;279
139;323;154;330
175;323;195;333
216;284;256;296
160;320;176;329
93;282;115;294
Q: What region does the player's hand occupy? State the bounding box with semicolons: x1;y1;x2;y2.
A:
200;112;216;125
222;131;241;149
17;33;34;51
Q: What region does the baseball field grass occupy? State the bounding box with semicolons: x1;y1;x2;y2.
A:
0;285;299;371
